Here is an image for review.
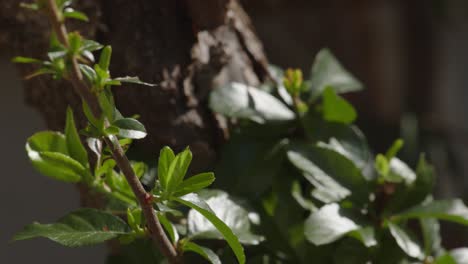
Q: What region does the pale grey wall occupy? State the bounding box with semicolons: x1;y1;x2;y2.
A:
0;56;105;263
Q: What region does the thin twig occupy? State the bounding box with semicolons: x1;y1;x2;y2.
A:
44;0;180;262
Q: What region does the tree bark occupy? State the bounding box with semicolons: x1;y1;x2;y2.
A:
0;0;269;173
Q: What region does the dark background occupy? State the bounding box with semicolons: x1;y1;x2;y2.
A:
2;0;468;263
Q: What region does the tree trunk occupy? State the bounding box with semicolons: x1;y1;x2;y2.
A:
0;0;269;173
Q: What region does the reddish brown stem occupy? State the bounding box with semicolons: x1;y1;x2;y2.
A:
44;0;180;262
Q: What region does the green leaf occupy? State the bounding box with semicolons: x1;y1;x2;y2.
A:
63;8;89;22
175;193;246;264
420;218;442;257
348;226;377;247
65;107;89;167
291;180;317;211
12;56;42;64
79;64;97;84
322;87;357;124
157;146;175;190
99;46;112;72
26;131;85;182
185;190;263;245
392;199;468;226
209;82;295;123
386;139;404;160
375;154;390;176
14;208;130;247
113;76;156;86
81;39;103;52
184;241;221;264
386;158;416;185
309;48;363;100
157;213;179;243
165;148;192;195
173;172;215;197
388;222;423;259
304;203;360;245
287;150;350;203
113;118;147;139
68;32;82;56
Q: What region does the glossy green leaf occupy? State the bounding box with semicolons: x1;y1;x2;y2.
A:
392;199;468;226
65;107;89;167
81;39;103;52
14;208;130;247
113;76;156;86
287;150;350;203
184;241;221;264
175;193;246;264
165;148;192;195
185;190;263;245
63;8;89;22
309;48;363;100
113;118;147;139
79;64;97;83
173;172;215;197
209;82;295;123
348;226;377;247
304;203;359;245
388;222;423;259
288;145;369;203
157;146;175;190
322;87;357;124
26;131;85;182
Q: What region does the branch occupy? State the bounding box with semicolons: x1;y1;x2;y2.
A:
44;0;180;262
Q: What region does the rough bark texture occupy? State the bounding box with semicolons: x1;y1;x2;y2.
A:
0;0;269;173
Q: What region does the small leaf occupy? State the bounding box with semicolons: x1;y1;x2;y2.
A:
388;222;423;259
175;193;245;264
12;56;42;64
173;172;215;197
79;64;97;84
65;107;89;167
291;180;317;211
99;46;112;72
113;118;147;139
434;253;457;264
304;203;359;245
158;146;176;190
165;148;192;195
14;208;130;247
81;39;103;52
209;82;295;123
392;199;468;226
113;76;156;86
63;8;89;22
157;213;179;243
375;154;390;177
420;218;442;257
309;48;363;100
322;86;357;124
386;139;404;160
184;241;221;264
